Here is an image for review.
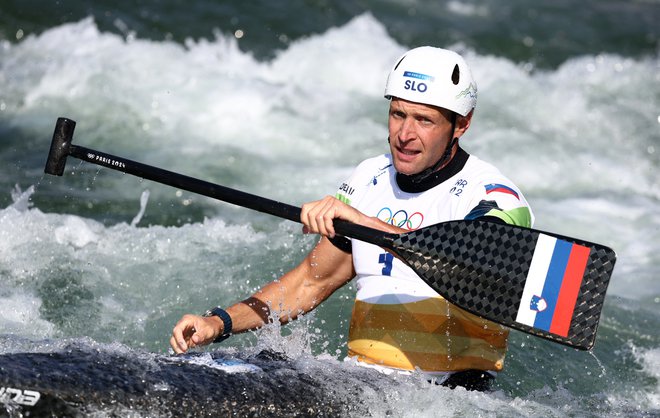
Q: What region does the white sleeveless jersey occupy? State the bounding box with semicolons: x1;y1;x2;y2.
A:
336;152;534;373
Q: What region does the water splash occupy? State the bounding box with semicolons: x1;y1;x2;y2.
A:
587;350;607;379
130;189;150;227
9;185;34;212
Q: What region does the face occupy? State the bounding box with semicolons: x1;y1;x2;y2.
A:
387;98;470;175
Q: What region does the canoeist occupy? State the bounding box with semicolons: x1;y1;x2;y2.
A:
171;46;534;391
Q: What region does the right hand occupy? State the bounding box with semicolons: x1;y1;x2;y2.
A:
169;314;222;354
300;195;364;238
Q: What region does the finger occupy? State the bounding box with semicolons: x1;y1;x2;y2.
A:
171;316;198;353
322;196;344;237
305;202;324;235
171;326;188;353
318;198;337;238
169;335;186;354
300;200;319;233
191;330;208;346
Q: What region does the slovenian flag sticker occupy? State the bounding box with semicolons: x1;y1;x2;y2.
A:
515;234;591;337
485;183;519;199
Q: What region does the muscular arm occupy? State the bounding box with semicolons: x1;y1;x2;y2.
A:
231;235;355;329
170;235;354;353
170;194;399;354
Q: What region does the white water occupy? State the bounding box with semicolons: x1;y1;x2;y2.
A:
1;14;659;417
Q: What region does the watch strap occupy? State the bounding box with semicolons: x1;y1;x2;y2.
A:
203;307;233;343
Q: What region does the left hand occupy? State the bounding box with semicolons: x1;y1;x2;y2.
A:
170;314;222;354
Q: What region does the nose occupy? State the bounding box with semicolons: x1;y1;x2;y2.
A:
397;117;417;142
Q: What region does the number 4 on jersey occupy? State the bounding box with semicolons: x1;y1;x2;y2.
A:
379;253;394;276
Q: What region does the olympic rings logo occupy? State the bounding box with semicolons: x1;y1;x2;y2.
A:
376;207;424;230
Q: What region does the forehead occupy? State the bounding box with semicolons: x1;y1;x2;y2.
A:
389;97;451;119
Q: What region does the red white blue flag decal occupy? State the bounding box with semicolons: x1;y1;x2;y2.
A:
515;234;591;337
484;183;519;199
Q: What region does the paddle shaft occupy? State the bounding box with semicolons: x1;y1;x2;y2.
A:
64;143;393;248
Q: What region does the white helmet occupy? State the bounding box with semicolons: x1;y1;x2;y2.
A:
384;46;477;117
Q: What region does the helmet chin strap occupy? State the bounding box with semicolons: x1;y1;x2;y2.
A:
403;112;459;184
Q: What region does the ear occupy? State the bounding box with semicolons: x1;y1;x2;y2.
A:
454;110;474;139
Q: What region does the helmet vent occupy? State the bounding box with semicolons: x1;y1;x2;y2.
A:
393;55;406;71
451;64;460;85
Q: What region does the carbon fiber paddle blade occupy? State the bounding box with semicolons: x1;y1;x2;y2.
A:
389;220;616;350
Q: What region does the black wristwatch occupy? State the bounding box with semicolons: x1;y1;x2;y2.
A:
203;307;233;343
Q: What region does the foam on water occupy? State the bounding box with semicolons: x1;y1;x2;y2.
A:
0;292;54;338
0;185;319;351
637;348;660;410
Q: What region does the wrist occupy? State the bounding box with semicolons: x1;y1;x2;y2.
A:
202;307;233;343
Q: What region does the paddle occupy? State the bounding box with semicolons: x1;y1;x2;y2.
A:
45;117;616;350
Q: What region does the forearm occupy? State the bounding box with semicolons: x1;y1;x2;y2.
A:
223;269;320;335
219;237;354;335
171;225;354;353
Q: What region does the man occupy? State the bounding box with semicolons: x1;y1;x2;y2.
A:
170;46;533;391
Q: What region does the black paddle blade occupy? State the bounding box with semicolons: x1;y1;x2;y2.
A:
387;220;616;350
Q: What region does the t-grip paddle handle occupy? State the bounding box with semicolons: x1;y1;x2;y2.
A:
45;117;76;176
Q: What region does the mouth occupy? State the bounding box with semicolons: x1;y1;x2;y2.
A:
394;145;420;161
